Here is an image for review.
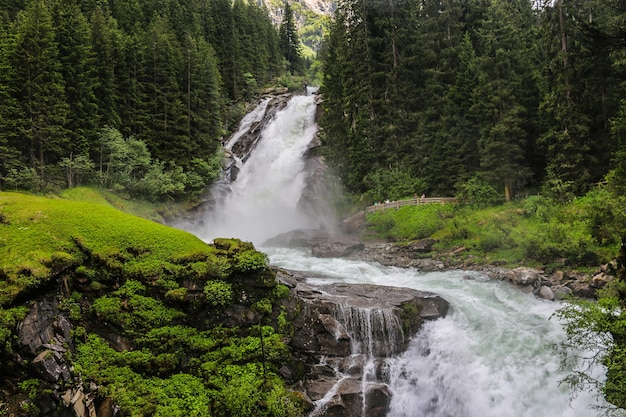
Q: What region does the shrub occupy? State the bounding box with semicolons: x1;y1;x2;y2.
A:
456;176;502;207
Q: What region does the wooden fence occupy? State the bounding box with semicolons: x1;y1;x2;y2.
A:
365;197;458;213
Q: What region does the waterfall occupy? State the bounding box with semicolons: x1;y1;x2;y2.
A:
189;93;319;245
268;248;607;417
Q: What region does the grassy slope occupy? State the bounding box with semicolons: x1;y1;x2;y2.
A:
0;189;213;306
365;190;623;271
0;188;305;417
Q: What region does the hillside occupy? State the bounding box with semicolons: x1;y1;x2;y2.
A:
0;191;306;417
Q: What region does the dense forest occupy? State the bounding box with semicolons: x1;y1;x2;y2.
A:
319;0;626;204
0;0;305;201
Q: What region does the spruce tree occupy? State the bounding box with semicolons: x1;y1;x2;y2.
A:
279;1;303;74
52;0;99;157
10;0;69;188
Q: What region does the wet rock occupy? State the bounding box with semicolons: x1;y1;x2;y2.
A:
282;269;449;417
311;240;365;258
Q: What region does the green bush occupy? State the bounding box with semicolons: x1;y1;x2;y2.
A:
456;176;502;207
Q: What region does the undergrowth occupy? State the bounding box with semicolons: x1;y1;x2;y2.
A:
366;187;626;269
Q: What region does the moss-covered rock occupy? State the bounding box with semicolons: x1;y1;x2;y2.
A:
0;191;306;417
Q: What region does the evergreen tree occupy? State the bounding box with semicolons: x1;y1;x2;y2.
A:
52;0;99;156
0;26;22;183
90;7;122;129
472;0;536;201
141;15;188;165
207;0;236;99
183;34;223;161
279;1;303;74
10;0;69;188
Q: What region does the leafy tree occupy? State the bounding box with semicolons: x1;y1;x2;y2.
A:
279;1;303;74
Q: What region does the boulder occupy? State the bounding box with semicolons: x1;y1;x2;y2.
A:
312;240;365;258
536;285;555;301
506;267;542;286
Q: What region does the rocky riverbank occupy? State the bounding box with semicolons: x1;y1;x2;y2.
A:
264;229;615;301
351;240;614;301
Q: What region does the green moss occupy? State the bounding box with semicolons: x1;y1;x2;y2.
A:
0;191;218;307
204;280;234;308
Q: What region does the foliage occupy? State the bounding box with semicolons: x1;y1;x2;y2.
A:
0;0;286;196
553;279;626;414
320;0;626;203
367;205;453;241
363;168;427;204
365;187;622;268
204;280;234;308
0;191;218;307
455;176;503;208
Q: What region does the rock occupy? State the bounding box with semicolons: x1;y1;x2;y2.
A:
536;285;555;301
506;267;542;286
32;350;70;382
263;228;331;247
282;269;449;417
312;240;365;258
591;272;612;288
409;238;437;253
342;211;366;234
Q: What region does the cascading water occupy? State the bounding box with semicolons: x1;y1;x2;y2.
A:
269;249;608;417
190;93;319;245
181;93;609;416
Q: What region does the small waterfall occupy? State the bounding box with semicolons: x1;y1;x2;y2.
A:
311;305;405;417
334;304;404;358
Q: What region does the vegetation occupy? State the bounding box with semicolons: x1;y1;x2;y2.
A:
0;190;305;417
0;0;315;199
320;0;626;203
366;187;625;269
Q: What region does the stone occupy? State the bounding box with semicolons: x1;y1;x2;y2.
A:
536;285;555;301
507;267;542;286
32;350;65;382
591;272;612;288
311;240;365;258
281;268;449;417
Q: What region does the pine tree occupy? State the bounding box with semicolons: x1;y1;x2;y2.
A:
279;1;303;74
90;6;122;129
0;25;22;183
10;0;69;188
141;15;188;165
472;0;537;201
52;0;99;156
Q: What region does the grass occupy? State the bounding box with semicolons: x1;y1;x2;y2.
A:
0;190;215;306
365;189;625;270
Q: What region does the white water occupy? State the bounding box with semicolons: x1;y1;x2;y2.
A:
192;94;319;244
267;248;605;417
182;94;608;416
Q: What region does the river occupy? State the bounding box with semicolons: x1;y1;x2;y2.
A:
180;92;607;416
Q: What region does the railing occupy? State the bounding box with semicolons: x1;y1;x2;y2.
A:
365;197;458;213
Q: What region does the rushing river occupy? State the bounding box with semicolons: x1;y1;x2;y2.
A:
181;92;607;416
264;246;604;417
